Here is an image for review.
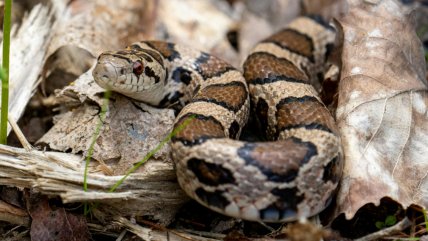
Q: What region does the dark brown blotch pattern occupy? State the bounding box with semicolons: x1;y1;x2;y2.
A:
263;29;315;62
172;67;193;85
254;97;270;138
195;188;229;210
139;48;164;66
187;158;236;186
126;45;165;67
193;81;248;112
195;53;235;79
145;41;180;61
144;66;160;83
275;96;337;135
243;52;308;85
228;121;240;139
173;114;225;146
237;139;317;183
322;156;341;183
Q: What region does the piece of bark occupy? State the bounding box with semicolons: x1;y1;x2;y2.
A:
0;144;187;225
334;0;428;222
0;200;29;227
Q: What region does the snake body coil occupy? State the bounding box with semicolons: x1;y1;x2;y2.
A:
93;16;342;222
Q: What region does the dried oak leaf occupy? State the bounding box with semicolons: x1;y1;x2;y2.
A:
40;69;176;176
28;194;90;241
334;0;428;220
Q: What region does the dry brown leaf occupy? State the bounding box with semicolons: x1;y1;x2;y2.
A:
40;70;175;176
334;0;428;220
28;194;90;241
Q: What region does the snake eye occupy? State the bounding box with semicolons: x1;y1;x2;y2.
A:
133;61;144;76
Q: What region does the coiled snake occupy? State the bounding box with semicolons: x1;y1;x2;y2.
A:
92;16;343;222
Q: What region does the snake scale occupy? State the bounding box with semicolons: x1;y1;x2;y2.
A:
93;16;343;222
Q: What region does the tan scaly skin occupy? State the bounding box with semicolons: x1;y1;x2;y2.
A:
93;16;343;222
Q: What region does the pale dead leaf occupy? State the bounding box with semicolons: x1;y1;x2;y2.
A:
157;0;241;66
334;0;428;220
243;0;300;29
301;0;349;20
39;84;175;176
238;0;300;64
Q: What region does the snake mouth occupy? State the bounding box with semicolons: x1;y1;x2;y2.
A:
92;54;134;93
93;58;155;102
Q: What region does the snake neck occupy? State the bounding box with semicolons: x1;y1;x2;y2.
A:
143;41;231;108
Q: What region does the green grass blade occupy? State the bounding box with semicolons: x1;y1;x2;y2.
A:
0;0;12;144
83;90;111;192
82;92;194;214
424;209;428;233
83;90;110;215
108;114;195;192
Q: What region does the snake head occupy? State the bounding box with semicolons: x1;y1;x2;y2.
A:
92;45;167;105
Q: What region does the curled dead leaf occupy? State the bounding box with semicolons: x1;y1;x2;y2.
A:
333;0;428;232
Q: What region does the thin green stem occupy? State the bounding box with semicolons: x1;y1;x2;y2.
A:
82;96;194;215
0;0;12;144
83;91;110;215
83;91;111;192
424;209;428;233
108;115;195;192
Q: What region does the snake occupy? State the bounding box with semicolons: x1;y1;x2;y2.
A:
92;16;342;222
